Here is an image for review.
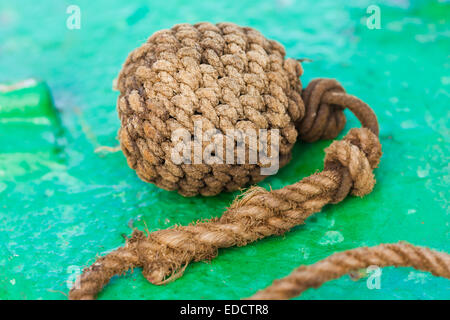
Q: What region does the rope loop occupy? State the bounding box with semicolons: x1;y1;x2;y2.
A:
298;78;379;142
69;126;383;300
298;78;347;142
68;23;393;300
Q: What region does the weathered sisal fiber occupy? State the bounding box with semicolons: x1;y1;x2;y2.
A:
68;22;390;300
117;22;378;197
69;125;382;300
248;242;450;300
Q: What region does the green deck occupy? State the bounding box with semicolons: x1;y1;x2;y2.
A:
0;0;449;299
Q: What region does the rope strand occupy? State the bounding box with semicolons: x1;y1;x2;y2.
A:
248;242;450;300
69;79;381;300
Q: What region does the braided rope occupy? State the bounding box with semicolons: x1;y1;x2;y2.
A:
68;23;393;300
248;242;450;300
66;22;448;301
69;116;382;299
117;23;368;197
117;23;305;196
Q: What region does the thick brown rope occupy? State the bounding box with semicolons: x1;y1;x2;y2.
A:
248;242;450;300
117;23;382;197
117;22;306;197
299;78;379;142
69;77;383;299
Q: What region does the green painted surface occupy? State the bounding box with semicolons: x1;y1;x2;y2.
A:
0;0;449;300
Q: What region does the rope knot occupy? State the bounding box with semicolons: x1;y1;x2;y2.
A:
324;128;382;200
298;78;347;142
68;23;387;300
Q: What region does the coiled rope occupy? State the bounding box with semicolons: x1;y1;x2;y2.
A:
117;22;379;197
69;78;387;299
68;22;448;300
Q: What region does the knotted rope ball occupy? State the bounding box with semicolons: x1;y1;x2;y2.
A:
116;22;356;197
68;22;450;301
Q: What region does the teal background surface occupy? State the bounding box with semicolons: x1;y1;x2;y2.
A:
0;0;449;299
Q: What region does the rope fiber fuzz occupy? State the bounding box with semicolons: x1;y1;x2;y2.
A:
69;104;382;299
248;242;450;300
67;23;448;300
116;23;379;197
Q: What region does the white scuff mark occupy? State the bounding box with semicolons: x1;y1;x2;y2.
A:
417;164;430;178
319;231;344;245
406;271;431;284
389;97;399;104
400;120;418;129
0;78;37;92
441;76;450;85
298;247;310;260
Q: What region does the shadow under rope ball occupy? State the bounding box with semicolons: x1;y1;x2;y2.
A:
69;23;450;300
